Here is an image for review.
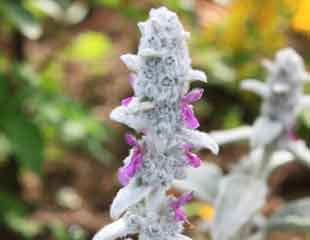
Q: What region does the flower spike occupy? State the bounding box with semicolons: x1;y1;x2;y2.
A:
94;7;218;240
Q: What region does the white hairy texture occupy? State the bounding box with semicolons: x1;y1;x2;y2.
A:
179;128;219;154
175;234;193;240
111;6;218;189
242;48;310;150
232;149;295;178
260;48;304;134
209;126;253;146
174;162;223;203
132;135;188;186
110;180;152;220
124;193;183;240
241;79;270;98
251;117;283;147
211;175;268;240
300;95;310;108
110;99;154;132
94;7;218;240
207;48;309;151
93;218;133;240
121;54;140;72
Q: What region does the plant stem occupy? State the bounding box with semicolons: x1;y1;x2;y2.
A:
256;145;273;178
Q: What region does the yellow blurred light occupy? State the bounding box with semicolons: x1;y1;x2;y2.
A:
292;0;310;32
284;0;301;11
198;204;215;222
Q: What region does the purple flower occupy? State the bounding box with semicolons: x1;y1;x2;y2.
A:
170;192;193;222
121;96;133;107
183;144;201;168
288;126;299;141
118;133;143;186
181;88;204;129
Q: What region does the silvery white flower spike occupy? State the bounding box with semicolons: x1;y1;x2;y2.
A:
94;7;218;240
210;48;310;166
242;48;310;166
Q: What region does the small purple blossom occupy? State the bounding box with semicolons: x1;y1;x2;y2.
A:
118;134;143;186
183;144;201;168
125;133;139;146
288;126;299;141
181;88;204;129
121;96;134;107
170;192;193;222
182;88;204;103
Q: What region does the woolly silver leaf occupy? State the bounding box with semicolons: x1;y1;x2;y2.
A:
174;162;222;203
211;174;267;240
93;218;133;240
110;180;152;220
180;128;219;154
210;126;253;146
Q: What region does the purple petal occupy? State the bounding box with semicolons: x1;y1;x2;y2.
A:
182;88;204;104
170;192;193;209
288;127;299;141
183;144;201;167
119;134;144;185
181;104;200;129
131;150;143;169
174;208;188;222
117;151;143;186
117;167;130;186
170;192;193;223
125;133;137;146
186;152;201;168
177;192;194;206
183;144;193;152
121;96;133;107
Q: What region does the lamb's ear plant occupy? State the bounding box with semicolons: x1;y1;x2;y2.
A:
212;48;310;168
175;48;310;240
241;48;310;169
93;7;218;240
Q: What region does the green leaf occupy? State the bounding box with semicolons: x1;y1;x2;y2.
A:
95;0;120;8
0;191;26;219
266;198;310;233
5;213;43;238
297;110;310;143
0;73;9;106
161;0;194;12
1;110;44;174
1;1;42;39
68;31;112;61
223;107;243;129
49;221;71;240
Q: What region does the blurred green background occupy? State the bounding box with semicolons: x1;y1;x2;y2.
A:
0;0;309;239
